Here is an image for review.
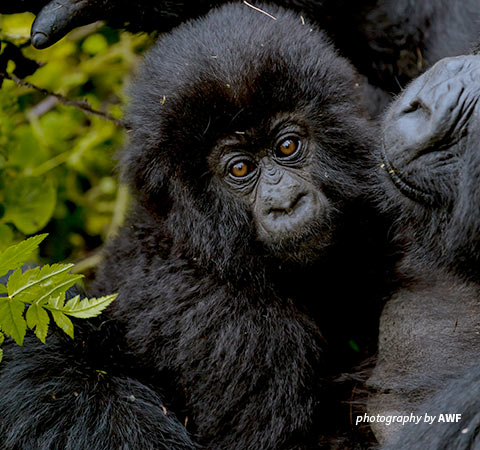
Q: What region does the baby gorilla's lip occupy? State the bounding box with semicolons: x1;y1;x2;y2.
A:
381;55;480;205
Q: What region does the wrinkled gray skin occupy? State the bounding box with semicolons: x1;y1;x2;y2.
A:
368;55;480;446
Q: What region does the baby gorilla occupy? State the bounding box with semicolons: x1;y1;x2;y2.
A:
367;55;480;448
0;3;383;450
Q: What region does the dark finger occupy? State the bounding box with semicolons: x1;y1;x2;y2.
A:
31;0;106;49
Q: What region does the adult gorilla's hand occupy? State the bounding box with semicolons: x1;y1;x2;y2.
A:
32;0;118;49
0;0;222;49
0;0;114;49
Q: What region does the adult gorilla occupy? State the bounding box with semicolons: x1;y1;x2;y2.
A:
2;0;480;106
367;54;480;448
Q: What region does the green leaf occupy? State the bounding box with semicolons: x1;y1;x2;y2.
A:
61;294;117;318
0;284;7;295
48;295;65;310
9;125;48;169
4;177;56;234
7;263;81;305
25;304;50;343
0;331;4;346
0;297;26;345
50;310;74;339
0;234;47;278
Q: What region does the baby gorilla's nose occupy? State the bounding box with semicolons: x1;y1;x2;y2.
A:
267;191;306;215
264;191;312;233
254;167;323;241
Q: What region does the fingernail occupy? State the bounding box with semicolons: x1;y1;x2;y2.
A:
32;32;49;49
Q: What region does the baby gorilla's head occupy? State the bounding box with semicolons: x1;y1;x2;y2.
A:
122;3;376;273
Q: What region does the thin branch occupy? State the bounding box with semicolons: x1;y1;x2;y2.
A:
106;184;130;240
0;71;125;128
71;252;104;274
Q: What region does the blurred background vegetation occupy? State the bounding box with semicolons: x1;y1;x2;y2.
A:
0;13;154;275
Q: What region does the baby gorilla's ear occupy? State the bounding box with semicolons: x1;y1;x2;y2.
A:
120;139;172;202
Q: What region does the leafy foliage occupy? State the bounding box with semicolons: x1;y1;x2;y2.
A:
0;235;117;361
0;233;45;275
0;12;151;266
0;13;142;362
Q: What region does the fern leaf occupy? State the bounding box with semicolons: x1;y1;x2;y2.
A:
0;234;47;278
25;304;50;343
62;294;117;319
50;310;74;339
7;264;82;307
0;298;26;345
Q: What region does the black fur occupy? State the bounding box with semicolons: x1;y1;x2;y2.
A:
0;319;197;450
0;4;386;449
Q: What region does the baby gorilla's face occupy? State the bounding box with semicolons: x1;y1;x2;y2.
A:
382;55;480;207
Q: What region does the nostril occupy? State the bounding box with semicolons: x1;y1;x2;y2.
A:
287;192;307;215
259;191;319;236
268;192;307;217
402;99;430;115
403;101;421;113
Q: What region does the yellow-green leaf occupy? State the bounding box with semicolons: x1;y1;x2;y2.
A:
48;295;65;310
4;177;56;235
7;263;77;300
0;298;26;345
25;305;50;343
51;310;74;339
62;294;117;318
0;234;47;278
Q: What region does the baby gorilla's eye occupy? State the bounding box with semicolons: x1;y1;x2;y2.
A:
276;137;301;158
229;160;254;178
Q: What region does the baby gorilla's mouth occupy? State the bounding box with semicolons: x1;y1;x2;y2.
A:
259;209;336;264
255;186;334;263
